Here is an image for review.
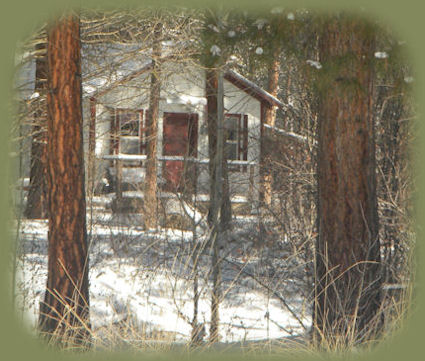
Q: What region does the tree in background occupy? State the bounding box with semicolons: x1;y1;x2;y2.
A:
144;19;162;229
24;38;48;219
260;45;281;207
201;9;236;342
372;31;414;287
9;7;414;352
313;14;382;345
38;14;91;347
257;12;285;207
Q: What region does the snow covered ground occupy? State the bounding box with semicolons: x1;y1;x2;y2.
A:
13;199;311;349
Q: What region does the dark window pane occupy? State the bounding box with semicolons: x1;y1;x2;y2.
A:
119;112;139;136
120;137;139;154
225;142;238;160
225;116;238;141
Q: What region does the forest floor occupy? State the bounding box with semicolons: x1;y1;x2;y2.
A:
13;193;312;351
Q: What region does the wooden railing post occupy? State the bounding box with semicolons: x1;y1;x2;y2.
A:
116;158;123;202
249;164;254;196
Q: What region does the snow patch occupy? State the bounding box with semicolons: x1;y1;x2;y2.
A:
255;47;264;55
253;19;268;30
228;30;236;38
287;12;295;21
208;24;220;33
374;51;388;59
306;60;322;70
210;45;221;57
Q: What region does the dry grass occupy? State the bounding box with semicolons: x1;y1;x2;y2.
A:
30;250;414;357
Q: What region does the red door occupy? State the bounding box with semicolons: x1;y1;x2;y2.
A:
163;112;198;192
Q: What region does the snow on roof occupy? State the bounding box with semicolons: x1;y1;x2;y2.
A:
85;60;153;97
17;41;287;108
82;44;287;107
87;64;287;109
224;69;287;109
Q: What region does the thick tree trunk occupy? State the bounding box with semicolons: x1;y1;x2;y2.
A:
260;49;280;207
38;15;90;347
313;16;382;345
144;23;162;229
24;41;48;219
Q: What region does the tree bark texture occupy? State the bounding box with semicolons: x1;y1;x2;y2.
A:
260;49;280;206
144;23;162;229
313;16;382;344
25;42;48;219
38;15;90;347
206;69;232;230
206;69;233;343
206;69;218;228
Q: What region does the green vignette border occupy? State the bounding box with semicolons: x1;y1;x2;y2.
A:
0;0;423;360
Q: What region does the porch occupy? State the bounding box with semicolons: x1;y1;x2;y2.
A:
98;154;259;218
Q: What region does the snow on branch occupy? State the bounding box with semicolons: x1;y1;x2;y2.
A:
263;124;314;145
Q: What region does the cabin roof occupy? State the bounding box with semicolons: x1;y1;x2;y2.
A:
224;70;285;109
17;42;286;110
85;57;286;109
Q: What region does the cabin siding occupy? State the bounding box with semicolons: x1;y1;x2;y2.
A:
83;63;262;201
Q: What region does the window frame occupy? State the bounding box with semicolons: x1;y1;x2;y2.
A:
110;108;146;167
224;113;248;172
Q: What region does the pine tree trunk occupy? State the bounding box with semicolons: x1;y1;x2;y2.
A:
206;69;232;230
38;14;90;347
260;50;280;207
25;41;48;219
206;69;218;228
313;16;382;345
206;69;232;343
144;23;162;229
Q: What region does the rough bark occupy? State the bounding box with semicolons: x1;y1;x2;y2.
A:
206;69;218;228
313;16;382;345
38;15;90;347
206;69;232;230
144;23;162;229
206;69;233;343
24;41;48;219
260;49;280;207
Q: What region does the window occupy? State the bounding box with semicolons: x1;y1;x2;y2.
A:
224;114;248;172
110;108;145;165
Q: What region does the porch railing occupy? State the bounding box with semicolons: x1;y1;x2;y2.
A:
99;154;257;202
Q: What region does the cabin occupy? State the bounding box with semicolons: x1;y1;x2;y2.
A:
15;44;285;216
83;54;284;211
